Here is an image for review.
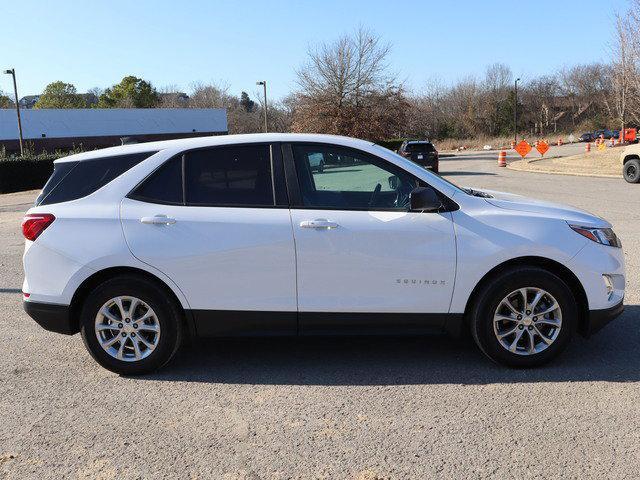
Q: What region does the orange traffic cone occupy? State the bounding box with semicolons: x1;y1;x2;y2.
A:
585;142;591;153
498;150;507;167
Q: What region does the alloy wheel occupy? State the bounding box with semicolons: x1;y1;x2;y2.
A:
493;287;562;355
94;296;160;362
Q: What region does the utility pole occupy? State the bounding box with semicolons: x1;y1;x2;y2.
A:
4;68;24;156
256;81;268;133
514;77;520;144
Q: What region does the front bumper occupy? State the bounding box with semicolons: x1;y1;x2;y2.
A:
23;300;76;335
584;300;624;337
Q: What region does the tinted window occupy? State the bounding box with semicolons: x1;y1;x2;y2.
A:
35;161;78;206
185;145;274;206
38;152;157;206
292;144;420;210
129;156;183;205
406;143;435;153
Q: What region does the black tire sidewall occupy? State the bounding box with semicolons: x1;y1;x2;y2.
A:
471;268;577;367
624;160;640;183
80;276;181;375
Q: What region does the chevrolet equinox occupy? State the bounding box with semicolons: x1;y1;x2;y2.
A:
22;134;625;374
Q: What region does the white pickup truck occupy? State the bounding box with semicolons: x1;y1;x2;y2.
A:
621;144;640;182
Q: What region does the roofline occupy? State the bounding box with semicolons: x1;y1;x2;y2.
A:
54;133;377;163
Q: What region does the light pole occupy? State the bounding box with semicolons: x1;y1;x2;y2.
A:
514;77;520;144
4;68;24;156
256;81;268;133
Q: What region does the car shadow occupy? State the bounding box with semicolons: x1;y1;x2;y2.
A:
142;305;640;386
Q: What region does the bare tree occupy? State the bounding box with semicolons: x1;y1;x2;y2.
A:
157;85;188;108
611;13;636;136
292;27;406;140
482;63;513;135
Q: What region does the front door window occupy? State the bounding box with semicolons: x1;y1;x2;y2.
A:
292;144;421;210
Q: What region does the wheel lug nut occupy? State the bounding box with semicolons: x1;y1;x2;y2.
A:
118;323;123;329
121;332;126;337
133;323;138;329
517;315;523;320
528;326;533;330
518;325;524;330
533;316;538;322
131;332;136;337
125;318;130;323
526;310;531;315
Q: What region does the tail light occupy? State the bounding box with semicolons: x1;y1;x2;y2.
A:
22;214;55;241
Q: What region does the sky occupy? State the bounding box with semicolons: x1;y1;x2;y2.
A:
0;0;630;101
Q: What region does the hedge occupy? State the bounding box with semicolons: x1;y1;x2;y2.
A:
0;155;58;194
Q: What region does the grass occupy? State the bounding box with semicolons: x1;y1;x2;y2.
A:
436;132;579;152
509;145;623;177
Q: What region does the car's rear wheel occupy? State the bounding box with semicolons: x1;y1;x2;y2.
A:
80;275;183;375
470;267;577;367
624;159;640;183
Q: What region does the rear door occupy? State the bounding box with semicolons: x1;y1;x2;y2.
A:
120;143;297;335
284;143;456;334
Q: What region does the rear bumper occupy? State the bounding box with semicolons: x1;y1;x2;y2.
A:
584;300;624;337
413;158;438;168
23;300;76;335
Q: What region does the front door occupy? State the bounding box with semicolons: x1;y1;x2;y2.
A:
121;143;297;335
285;143;456;334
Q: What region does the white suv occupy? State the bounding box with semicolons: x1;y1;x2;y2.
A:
22;133;625;374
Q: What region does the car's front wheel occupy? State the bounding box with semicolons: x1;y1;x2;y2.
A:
470;267;577;367
80;275;183;375
624;159;640;183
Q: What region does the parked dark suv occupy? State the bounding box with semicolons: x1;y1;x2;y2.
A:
593;129;615;139
397;140;439;173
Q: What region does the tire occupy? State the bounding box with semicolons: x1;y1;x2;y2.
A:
624;159;640;183
470;267;577;368
79;275;183;375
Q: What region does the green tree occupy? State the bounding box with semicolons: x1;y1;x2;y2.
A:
34;81;86;109
240;91;255;112
98;76;159;108
0;90;13;108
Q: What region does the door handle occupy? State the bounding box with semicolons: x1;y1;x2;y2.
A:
300;219;339;229
140;215;176;225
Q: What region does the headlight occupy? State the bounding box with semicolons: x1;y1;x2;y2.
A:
568;224;622;248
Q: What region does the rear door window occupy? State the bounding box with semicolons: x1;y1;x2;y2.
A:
129;156;183;205
184;145;274;207
37;152;157;206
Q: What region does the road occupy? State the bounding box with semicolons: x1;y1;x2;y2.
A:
1;155;639;479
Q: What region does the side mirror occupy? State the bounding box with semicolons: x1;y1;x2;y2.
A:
388;175;399;190
410;187;442;212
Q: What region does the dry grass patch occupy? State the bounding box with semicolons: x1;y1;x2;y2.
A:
509;147;623;177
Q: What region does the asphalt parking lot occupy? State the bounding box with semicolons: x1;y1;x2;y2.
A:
1;154;639;479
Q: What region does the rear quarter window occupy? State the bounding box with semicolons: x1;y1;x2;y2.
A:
37;152;157;206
